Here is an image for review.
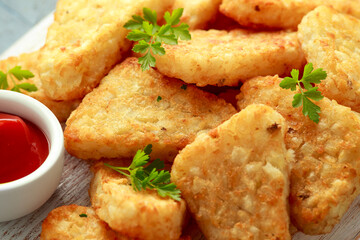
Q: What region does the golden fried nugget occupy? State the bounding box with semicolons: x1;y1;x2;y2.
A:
90;161;187;240
172;0;222;29
237;75;360;234
0;52;80;122
172;104;291;240
40;205;128;240
298;6;360;112
154;29;305;87
220;0;360;30
38;0;173;101
64;57;236;161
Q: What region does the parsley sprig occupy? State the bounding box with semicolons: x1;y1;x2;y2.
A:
124;8;191;71
0;66;37;92
104;144;181;201
279;63;327;123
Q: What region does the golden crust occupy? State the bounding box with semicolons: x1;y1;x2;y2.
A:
298;6;360;112
172;0;222;29
172;104;291;240
64;57;236;161
220;0;360;30
89;161;187;240
40;205;127;240
154;29;305;87
0;52;80;122
237;75;360;234
38;0;173;100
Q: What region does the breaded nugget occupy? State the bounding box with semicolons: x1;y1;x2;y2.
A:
64;57;236;161
172;0;222;29
237;75;360;234
172;104;291;240
154;29;305;87
38;0;173;101
220;0;360;30
90;161;187;240
40;205;128;240
0;52;80;122
298;6;360;112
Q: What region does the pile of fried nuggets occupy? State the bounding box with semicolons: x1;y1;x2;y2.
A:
2;0;360;239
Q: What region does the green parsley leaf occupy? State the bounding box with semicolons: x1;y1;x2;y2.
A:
124;15;145;30
9;66;34;80
172;23;191;40
279;63;327;123
144;158;164;174
156;96;162;102
303;87;324;101
302;63;327;86
164;8;183;26
279;76;297;91
143;8;157;25
0;66;36;93
132;40;150;53
17;82;38;92
79;214;87;217
0;71;8;89
181;84;187;90
124;8;191;71
126;30;151;42
105;145;181;201
143;144;153;155
142;21;153;35
151;42;165;56
138;52;156;71
292;93;303;108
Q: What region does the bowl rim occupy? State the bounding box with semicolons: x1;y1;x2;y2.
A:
0;90;64;190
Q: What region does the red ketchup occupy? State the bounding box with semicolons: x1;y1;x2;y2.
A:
0;113;49;184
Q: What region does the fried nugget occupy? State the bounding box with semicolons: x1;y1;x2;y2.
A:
0;52;80;122
172;104;291;240
237;75;360;234
40;205;128;240
38;0;173;101
298;6;360;112
172;0;222;29
220;0;360;30
64;57;236;161
154;29;305;87
90;161;187;240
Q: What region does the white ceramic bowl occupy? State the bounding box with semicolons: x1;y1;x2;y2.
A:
0;90;64;222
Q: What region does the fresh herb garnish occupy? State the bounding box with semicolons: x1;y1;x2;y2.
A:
0;66;37;92
79;214;87;218
279;63;327;123
124;8;191;71
157;96;162;102
181;84;187;90
104;144;181;201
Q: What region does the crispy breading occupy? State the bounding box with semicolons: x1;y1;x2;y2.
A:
220;0;360;30
237;75;360;234
0;52;80;122
154;29;305;87
172;0;222;29
298;6;360;112
172;104;291;240
64;57;236;161
38;0;173;101
90;161;187;240
40;205;128;240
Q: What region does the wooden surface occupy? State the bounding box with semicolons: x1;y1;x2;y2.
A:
1;13;360;240
0;0;57;54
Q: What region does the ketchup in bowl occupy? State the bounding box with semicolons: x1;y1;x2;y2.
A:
0;113;49;184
